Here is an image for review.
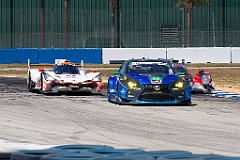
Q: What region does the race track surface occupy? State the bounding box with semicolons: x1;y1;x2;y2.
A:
0;77;240;157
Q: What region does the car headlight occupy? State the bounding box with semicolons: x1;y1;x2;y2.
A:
120;76;142;90
172;79;185;90
174;81;184;88
127;81;141;90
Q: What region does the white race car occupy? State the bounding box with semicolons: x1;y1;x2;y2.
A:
27;59;104;94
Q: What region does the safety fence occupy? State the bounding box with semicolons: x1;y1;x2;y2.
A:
1;0;240;48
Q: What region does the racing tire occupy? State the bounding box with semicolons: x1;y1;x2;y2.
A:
10;149;58;160
0;152;10;159
27;74;34;92
107;80;111;102
93;155;155;160
180;99;192;106
49;144;114;151
40;72;44;94
40;151;107;160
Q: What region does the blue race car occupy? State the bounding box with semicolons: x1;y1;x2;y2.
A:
107;58;192;105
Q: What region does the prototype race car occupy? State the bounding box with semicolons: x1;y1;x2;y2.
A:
192;69;215;93
27;59;104;94
108;58;192;105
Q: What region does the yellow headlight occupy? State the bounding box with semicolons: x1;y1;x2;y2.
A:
128;81;137;88
127;81;141;90
174;82;184;88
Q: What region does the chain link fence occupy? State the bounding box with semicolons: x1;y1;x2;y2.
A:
1;0;240;48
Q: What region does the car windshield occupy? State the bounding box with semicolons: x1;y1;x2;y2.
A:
127;62;173;75
172;66;187;74
53;65;80;74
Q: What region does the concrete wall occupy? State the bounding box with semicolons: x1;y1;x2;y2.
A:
166;47;231;63
102;48;167;64
231;48;240;63
102;47;238;64
0;48;102;64
0;47;239;64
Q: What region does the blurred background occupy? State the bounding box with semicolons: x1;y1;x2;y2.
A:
0;0;239;48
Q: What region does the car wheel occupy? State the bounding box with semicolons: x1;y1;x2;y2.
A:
116;82;124;104
182;99;191;106
40;73;44;94
107;81;111;102
10;149;57;160
27;74;33;92
0;152;10;159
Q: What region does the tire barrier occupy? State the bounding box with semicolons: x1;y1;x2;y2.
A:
211;90;240;99
49;144;114;151
129;150;192;159
88;148;146;157
10;149;59;160
93;155;155;160
156;154;237;160
40;151;107;160
8;144;240;160
0;152;11;160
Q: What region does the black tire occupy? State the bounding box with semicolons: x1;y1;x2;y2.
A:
27;74;33;92
181;99;192;106
49;144;113;151
10;149;57;160
107;80;111;102
40;73;44;94
40;151;106;160
0;152;10;159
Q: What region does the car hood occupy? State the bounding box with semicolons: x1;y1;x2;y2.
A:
46;72;89;82
129;73;178;85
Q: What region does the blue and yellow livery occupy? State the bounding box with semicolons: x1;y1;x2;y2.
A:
108;58;192;105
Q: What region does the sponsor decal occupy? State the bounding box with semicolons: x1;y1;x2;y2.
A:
109;89;115;92
154;85;161;91
70;85;79;88
120;89;126;94
37;80;41;87
131;62;167;65
151;77;162;84
82;82;91;84
58;86;67;89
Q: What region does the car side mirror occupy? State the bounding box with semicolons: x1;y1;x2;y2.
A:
113;71;121;75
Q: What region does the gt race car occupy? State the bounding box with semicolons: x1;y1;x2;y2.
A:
27;59;104;94
191;69;215;93
108;58;192;105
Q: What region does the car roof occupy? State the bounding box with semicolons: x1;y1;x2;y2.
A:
172;63;185;66
127;58;170;63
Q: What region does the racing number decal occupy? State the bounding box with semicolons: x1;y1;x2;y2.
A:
37;79;41;87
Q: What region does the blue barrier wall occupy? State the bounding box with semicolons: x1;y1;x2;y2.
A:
0;48;102;64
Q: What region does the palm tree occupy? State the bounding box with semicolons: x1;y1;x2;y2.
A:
40;0;45;48
64;0;69;48
109;0;117;48
175;0;212;47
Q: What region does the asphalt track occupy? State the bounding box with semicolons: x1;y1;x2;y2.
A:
0;77;240;158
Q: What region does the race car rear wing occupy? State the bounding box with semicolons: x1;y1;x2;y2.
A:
27;59;83;69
